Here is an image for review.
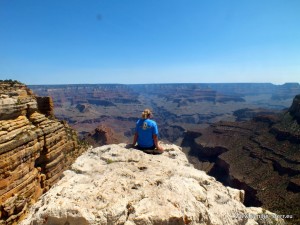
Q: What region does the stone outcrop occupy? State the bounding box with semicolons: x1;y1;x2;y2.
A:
83;125;120;147
0;82;86;225
0;83;37;120
21;144;285;225
289;94;300;123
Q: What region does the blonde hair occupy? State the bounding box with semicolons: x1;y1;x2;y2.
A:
141;108;152;119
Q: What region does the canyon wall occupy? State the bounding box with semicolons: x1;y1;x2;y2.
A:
29;83;298;145
181;94;300;224
0;81;87;224
27;83;300;223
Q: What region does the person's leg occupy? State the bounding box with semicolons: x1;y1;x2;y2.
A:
149;149;164;154
137;145;163;154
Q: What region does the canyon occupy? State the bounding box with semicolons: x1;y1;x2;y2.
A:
29;82;300;224
1;81;298;224
0;81;87;224
29;83;299;144
181;94;300;224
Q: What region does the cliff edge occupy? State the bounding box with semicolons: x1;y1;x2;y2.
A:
288;94;300;123
21;144;285;225
0;81;87;224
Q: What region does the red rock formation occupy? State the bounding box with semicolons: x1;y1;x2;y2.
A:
0;81;87;224
83;125;120;147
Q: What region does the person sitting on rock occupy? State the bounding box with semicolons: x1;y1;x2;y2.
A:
132;108;164;154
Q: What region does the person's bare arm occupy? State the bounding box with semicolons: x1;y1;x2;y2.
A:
153;134;164;152
132;132;138;146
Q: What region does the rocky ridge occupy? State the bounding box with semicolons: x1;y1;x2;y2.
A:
0;82;86;224
21;144;285;225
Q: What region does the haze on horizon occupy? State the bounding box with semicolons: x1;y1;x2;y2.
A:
0;0;300;85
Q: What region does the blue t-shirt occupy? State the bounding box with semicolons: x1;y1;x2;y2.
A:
135;119;159;148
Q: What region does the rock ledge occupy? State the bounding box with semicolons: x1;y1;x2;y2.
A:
21;144;285;225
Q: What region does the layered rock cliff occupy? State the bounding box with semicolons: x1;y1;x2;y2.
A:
21;144;285;225
0;81;86;224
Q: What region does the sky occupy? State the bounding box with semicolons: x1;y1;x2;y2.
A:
0;0;300;85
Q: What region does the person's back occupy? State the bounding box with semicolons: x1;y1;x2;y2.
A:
132;109;164;153
135;118;158;148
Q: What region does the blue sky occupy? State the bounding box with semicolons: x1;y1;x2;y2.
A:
0;0;299;84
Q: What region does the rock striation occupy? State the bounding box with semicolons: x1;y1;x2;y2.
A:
21;144;285;225
0;81;86;224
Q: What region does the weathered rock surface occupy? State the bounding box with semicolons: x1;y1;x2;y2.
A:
0;83;37;120
0;82;87;225
21;144;284;225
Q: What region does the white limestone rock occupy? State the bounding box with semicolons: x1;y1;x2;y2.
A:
20;144;285;225
0;93;37;120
